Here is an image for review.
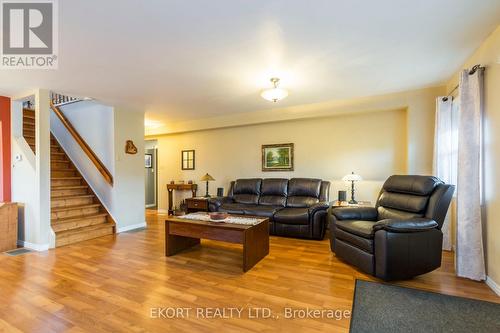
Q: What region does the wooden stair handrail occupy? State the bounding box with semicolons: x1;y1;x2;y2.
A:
50;102;114;186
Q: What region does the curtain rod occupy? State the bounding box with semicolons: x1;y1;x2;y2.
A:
442;64;484;101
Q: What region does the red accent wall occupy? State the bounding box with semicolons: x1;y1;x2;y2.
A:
0;96;11;202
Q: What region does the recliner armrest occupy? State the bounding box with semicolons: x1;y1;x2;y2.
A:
309;202;329;215
373;218;438;233
332;207;378;221
208;196;233;209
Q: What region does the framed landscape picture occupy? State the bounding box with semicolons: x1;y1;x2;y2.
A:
262;143;294;171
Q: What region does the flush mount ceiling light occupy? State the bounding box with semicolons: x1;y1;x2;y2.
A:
261;77;288;102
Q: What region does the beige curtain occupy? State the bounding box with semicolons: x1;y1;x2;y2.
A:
433;97;458;250
456;67;486;281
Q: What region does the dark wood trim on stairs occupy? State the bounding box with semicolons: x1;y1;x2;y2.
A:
50;102;114;186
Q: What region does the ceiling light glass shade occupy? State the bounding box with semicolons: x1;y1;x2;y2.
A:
342;172;362;182
261;77;288;102
261;87;289;102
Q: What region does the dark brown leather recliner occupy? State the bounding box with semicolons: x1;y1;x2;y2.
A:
329;175;454;280
209;178;330;239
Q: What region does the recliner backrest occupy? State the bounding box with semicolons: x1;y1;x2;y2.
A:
376;175;447;222
424;183;455;229
259;178;288;206
286;178;322;208
232;178;262;204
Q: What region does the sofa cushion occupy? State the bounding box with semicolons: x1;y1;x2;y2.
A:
286;178;321;208
219;203;249;214
273;207;310;225
259;178;288;206
286;196;319;208
377;206;423;220
334;227;374;253
383;175;442;196
242;205;282;218
233;178;262;204
334;220;377;239
378;192;429;213
288;178;321;197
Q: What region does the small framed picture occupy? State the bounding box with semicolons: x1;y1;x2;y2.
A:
181;150;195;170
145;154;152;168
262;143;294;171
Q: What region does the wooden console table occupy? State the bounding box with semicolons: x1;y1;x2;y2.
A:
167;183;197;215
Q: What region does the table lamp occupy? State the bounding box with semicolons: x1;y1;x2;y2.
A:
342;172;362;204
200;173;215;198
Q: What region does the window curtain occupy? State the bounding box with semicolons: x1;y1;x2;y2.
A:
456;67;486;281
433;97;458;251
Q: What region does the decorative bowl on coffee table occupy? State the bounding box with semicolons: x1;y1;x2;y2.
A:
209;212;228;221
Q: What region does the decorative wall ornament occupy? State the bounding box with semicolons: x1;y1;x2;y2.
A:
125;140;138;154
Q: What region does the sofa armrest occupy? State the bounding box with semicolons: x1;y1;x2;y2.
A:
208;196;233;211
309;202;330;215
332;207;378;221
373;218;438;233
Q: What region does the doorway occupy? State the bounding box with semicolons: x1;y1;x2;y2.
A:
145;140;158;208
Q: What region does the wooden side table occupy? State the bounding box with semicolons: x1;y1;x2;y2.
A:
185;197;209;213
330;200;372;208
167;183;197;215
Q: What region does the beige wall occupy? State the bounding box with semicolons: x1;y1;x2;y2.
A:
152;109;407;210
148;86;444;212
446;25;500;289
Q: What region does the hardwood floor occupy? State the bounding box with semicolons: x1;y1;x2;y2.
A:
0;210;498;332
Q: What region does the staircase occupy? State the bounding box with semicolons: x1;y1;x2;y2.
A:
23;108;36;153
51;135;115;247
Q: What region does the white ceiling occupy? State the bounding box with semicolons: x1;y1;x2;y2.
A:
1;0;499;125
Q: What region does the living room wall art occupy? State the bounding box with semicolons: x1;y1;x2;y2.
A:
145;154;152;168
181;150;195;170
262;143;294;171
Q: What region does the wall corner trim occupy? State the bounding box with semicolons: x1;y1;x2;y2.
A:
117;222;147;233
486;276;500;296
17;240;50;252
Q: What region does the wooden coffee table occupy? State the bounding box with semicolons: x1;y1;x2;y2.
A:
165;214;269;272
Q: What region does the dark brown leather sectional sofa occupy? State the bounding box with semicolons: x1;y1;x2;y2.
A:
208;178;330;240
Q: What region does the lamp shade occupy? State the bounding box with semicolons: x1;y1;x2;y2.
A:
200;173;215;181
342;172;362;182
261;77;288;102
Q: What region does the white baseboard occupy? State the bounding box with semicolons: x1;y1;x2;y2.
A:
157;209;168;214
486;276;500;296
117;222;147;233
17;240;49;252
